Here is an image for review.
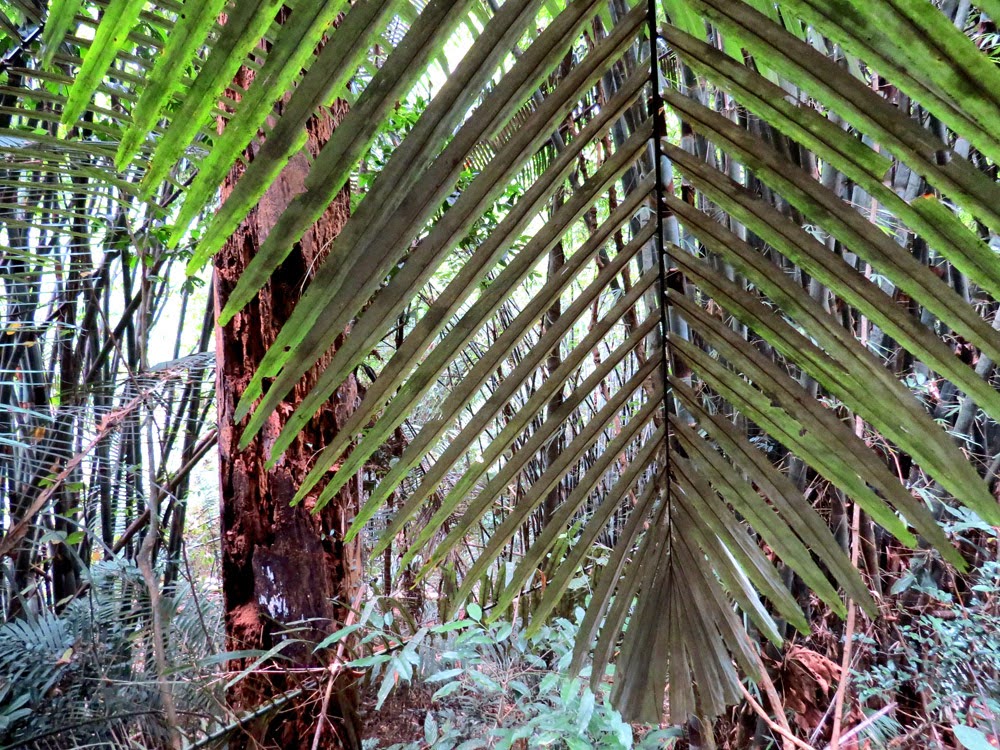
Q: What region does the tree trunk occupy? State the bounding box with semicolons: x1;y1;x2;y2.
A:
215;67;363;750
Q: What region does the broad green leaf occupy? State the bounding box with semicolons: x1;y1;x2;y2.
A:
953;725;995;750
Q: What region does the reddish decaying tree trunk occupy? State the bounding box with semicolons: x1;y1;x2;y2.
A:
214;65;363;749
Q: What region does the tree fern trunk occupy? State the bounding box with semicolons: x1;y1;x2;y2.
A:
215;62;363;750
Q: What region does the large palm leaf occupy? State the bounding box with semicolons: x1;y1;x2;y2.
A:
10;0;1000;727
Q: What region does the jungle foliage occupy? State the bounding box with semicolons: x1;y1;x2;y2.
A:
1;0;1000;747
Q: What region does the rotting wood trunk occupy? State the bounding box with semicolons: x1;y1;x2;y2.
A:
215;65;363;750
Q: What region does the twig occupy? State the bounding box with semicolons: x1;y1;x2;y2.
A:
886;719;932;748
189;688;307;749
311;585;367;750
139;403;181;749
830;416;867;749
111;429;217;554
985;452;1000;488
824;703;897;750
181;538;213;646
739;684;818;750
808;623;877;746
829;271;873;744
753;648;800;750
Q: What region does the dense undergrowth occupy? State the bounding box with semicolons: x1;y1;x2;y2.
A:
3;527;1000;749
346;602;681;750
0;558;223;749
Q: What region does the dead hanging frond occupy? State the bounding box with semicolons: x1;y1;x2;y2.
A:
0;353;216;560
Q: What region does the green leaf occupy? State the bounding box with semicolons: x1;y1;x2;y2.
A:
169;0;358;240
313;623;361;652
424;712;439;745
61;0;148;126
638;728;684;749
953;725;995;750
576;688;595;734
426;668;464;683
468;670;502;693
376;669;397;709
187;0;473;272
347;654;391;668
116;0;230;169
432;620;475;633
140;0;288;195
432;681;464;700
41;0;85;69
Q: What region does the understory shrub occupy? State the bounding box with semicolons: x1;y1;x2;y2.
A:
328;600;682;750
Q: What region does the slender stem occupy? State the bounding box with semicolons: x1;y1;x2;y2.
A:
756;655;799;750
139;405;181;749
310;585;367;750
648;0;674;550
825;703;897;750
830;464;865;747
739;684;817;750
831;261;875;748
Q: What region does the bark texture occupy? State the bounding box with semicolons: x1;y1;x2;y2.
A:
215;66;362;749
